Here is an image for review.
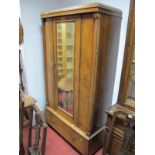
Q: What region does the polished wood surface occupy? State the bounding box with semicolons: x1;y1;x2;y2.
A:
46;106;104;155
42;3;122;155
78;13;96;134
20;86;48;155
105;104;135;155
28;104;48;155
92;12;122;133
41;3;122;18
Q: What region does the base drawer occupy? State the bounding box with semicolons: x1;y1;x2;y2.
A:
45;106;104;155
46;107;89;154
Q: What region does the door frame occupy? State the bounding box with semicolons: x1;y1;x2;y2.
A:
52;15;81;124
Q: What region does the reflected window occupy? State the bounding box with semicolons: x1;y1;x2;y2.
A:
56;22;75;116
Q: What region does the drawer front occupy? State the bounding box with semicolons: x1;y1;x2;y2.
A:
46;108;88;154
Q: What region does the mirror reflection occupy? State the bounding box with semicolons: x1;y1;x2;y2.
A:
56;22;75;115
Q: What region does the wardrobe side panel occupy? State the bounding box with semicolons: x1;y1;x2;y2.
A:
92;14;122;130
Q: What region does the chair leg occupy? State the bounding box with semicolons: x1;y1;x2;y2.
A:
103;114;117;155
34;123;40;148
19;102;25;155
41;128;47;155
28;107;33;150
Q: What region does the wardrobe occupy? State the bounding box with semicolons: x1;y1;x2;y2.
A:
41;3;122;154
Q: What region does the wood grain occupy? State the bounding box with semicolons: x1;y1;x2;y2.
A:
42;3;122;154
41;3;122;18
43;19;55;108
78;13;95;134
92;13;122;132
105;104;135;154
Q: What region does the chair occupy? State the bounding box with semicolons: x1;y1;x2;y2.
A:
19;87;48;155
103;111;135;155
28;103;48;155
19;18;48;155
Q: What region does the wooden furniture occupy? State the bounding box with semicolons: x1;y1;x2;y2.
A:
28;104;48;155
41;3;122;155
19;18;25;155
20;88;48;155
19;61;48;155
104;0;135;154
104;107;135;155
19;88;25;155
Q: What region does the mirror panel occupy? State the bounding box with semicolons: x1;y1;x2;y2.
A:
56;22;75;116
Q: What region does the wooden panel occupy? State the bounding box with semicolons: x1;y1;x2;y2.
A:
43;19;55;108
106;104;135;154
46;107;89;155
108;128;135;155
78;14;95;133
46;106;105;155
92;14;122;131
41;3;122;18
87;13;101;136
73;16;81;126
110;136;122;155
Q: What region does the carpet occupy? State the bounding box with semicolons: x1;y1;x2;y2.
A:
23;127;103;155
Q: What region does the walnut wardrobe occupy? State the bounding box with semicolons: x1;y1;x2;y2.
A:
41;3;122;155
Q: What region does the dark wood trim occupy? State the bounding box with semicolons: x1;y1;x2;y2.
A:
117;0;135;110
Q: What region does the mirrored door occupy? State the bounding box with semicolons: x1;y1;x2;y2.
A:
56;22;75;116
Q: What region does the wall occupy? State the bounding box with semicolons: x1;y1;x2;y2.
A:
20;0;130;110
20;0;60;110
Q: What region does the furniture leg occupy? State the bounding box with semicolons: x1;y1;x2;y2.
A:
28;107;33;150
41;127;47;155
19;102;25;155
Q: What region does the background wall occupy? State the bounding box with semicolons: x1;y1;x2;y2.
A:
20;0;60;110
20;0;130;111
